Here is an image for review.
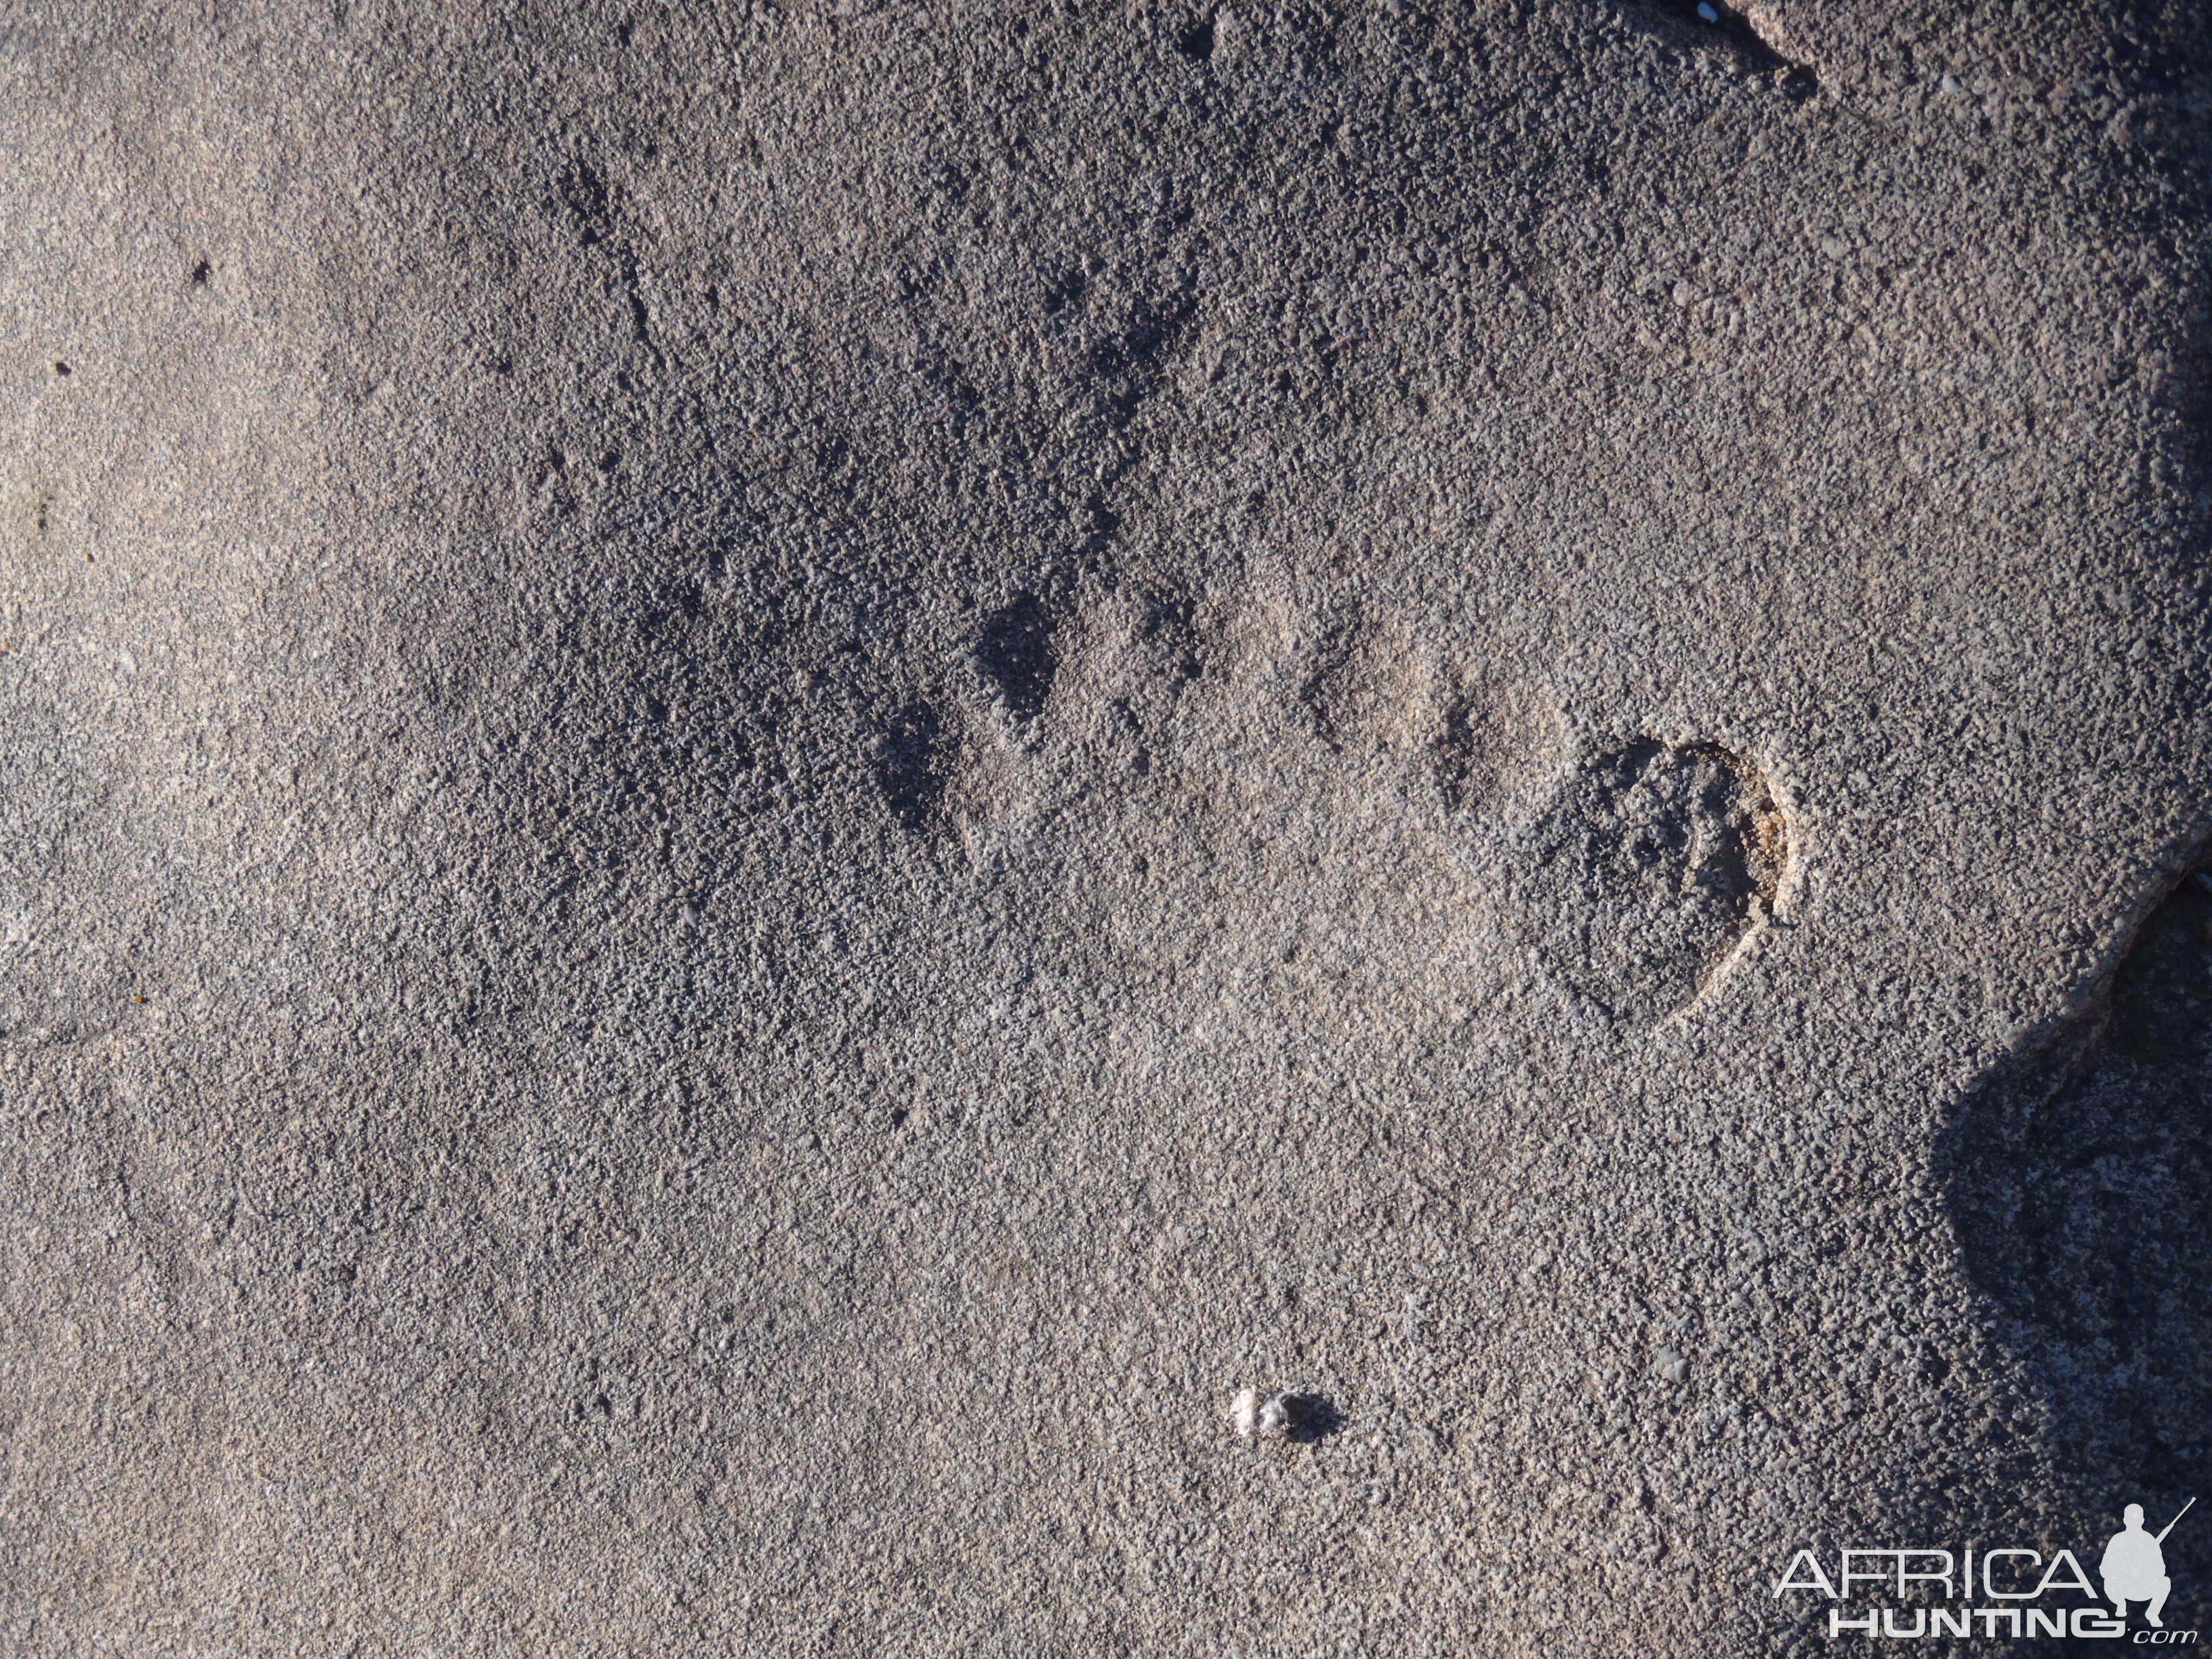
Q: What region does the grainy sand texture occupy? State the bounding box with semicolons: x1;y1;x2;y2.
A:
3;2;2211;1653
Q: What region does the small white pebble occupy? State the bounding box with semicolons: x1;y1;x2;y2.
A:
1229;1387;1261;1438
1229;1387;1296;1439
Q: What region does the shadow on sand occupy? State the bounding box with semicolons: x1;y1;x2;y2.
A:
1943;869;2212;1528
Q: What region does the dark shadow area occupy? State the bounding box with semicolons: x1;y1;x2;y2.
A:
1277;1393;1343;1444
1944;869;2212;1516
975;590;1057;724
873;700;946;833
1174;13;1216;66
1630;0;1818;98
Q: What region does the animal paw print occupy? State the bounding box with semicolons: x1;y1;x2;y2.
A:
1511;739;1784;1021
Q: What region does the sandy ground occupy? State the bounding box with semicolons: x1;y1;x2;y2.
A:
3;2;2211;1652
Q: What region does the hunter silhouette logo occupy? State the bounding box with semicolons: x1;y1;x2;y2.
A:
2104;1499;2193;1630
1774;1497;2198;1641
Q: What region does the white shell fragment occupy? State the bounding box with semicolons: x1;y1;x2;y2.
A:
1229;1387;1295;1439
1229;1387;1261;1437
